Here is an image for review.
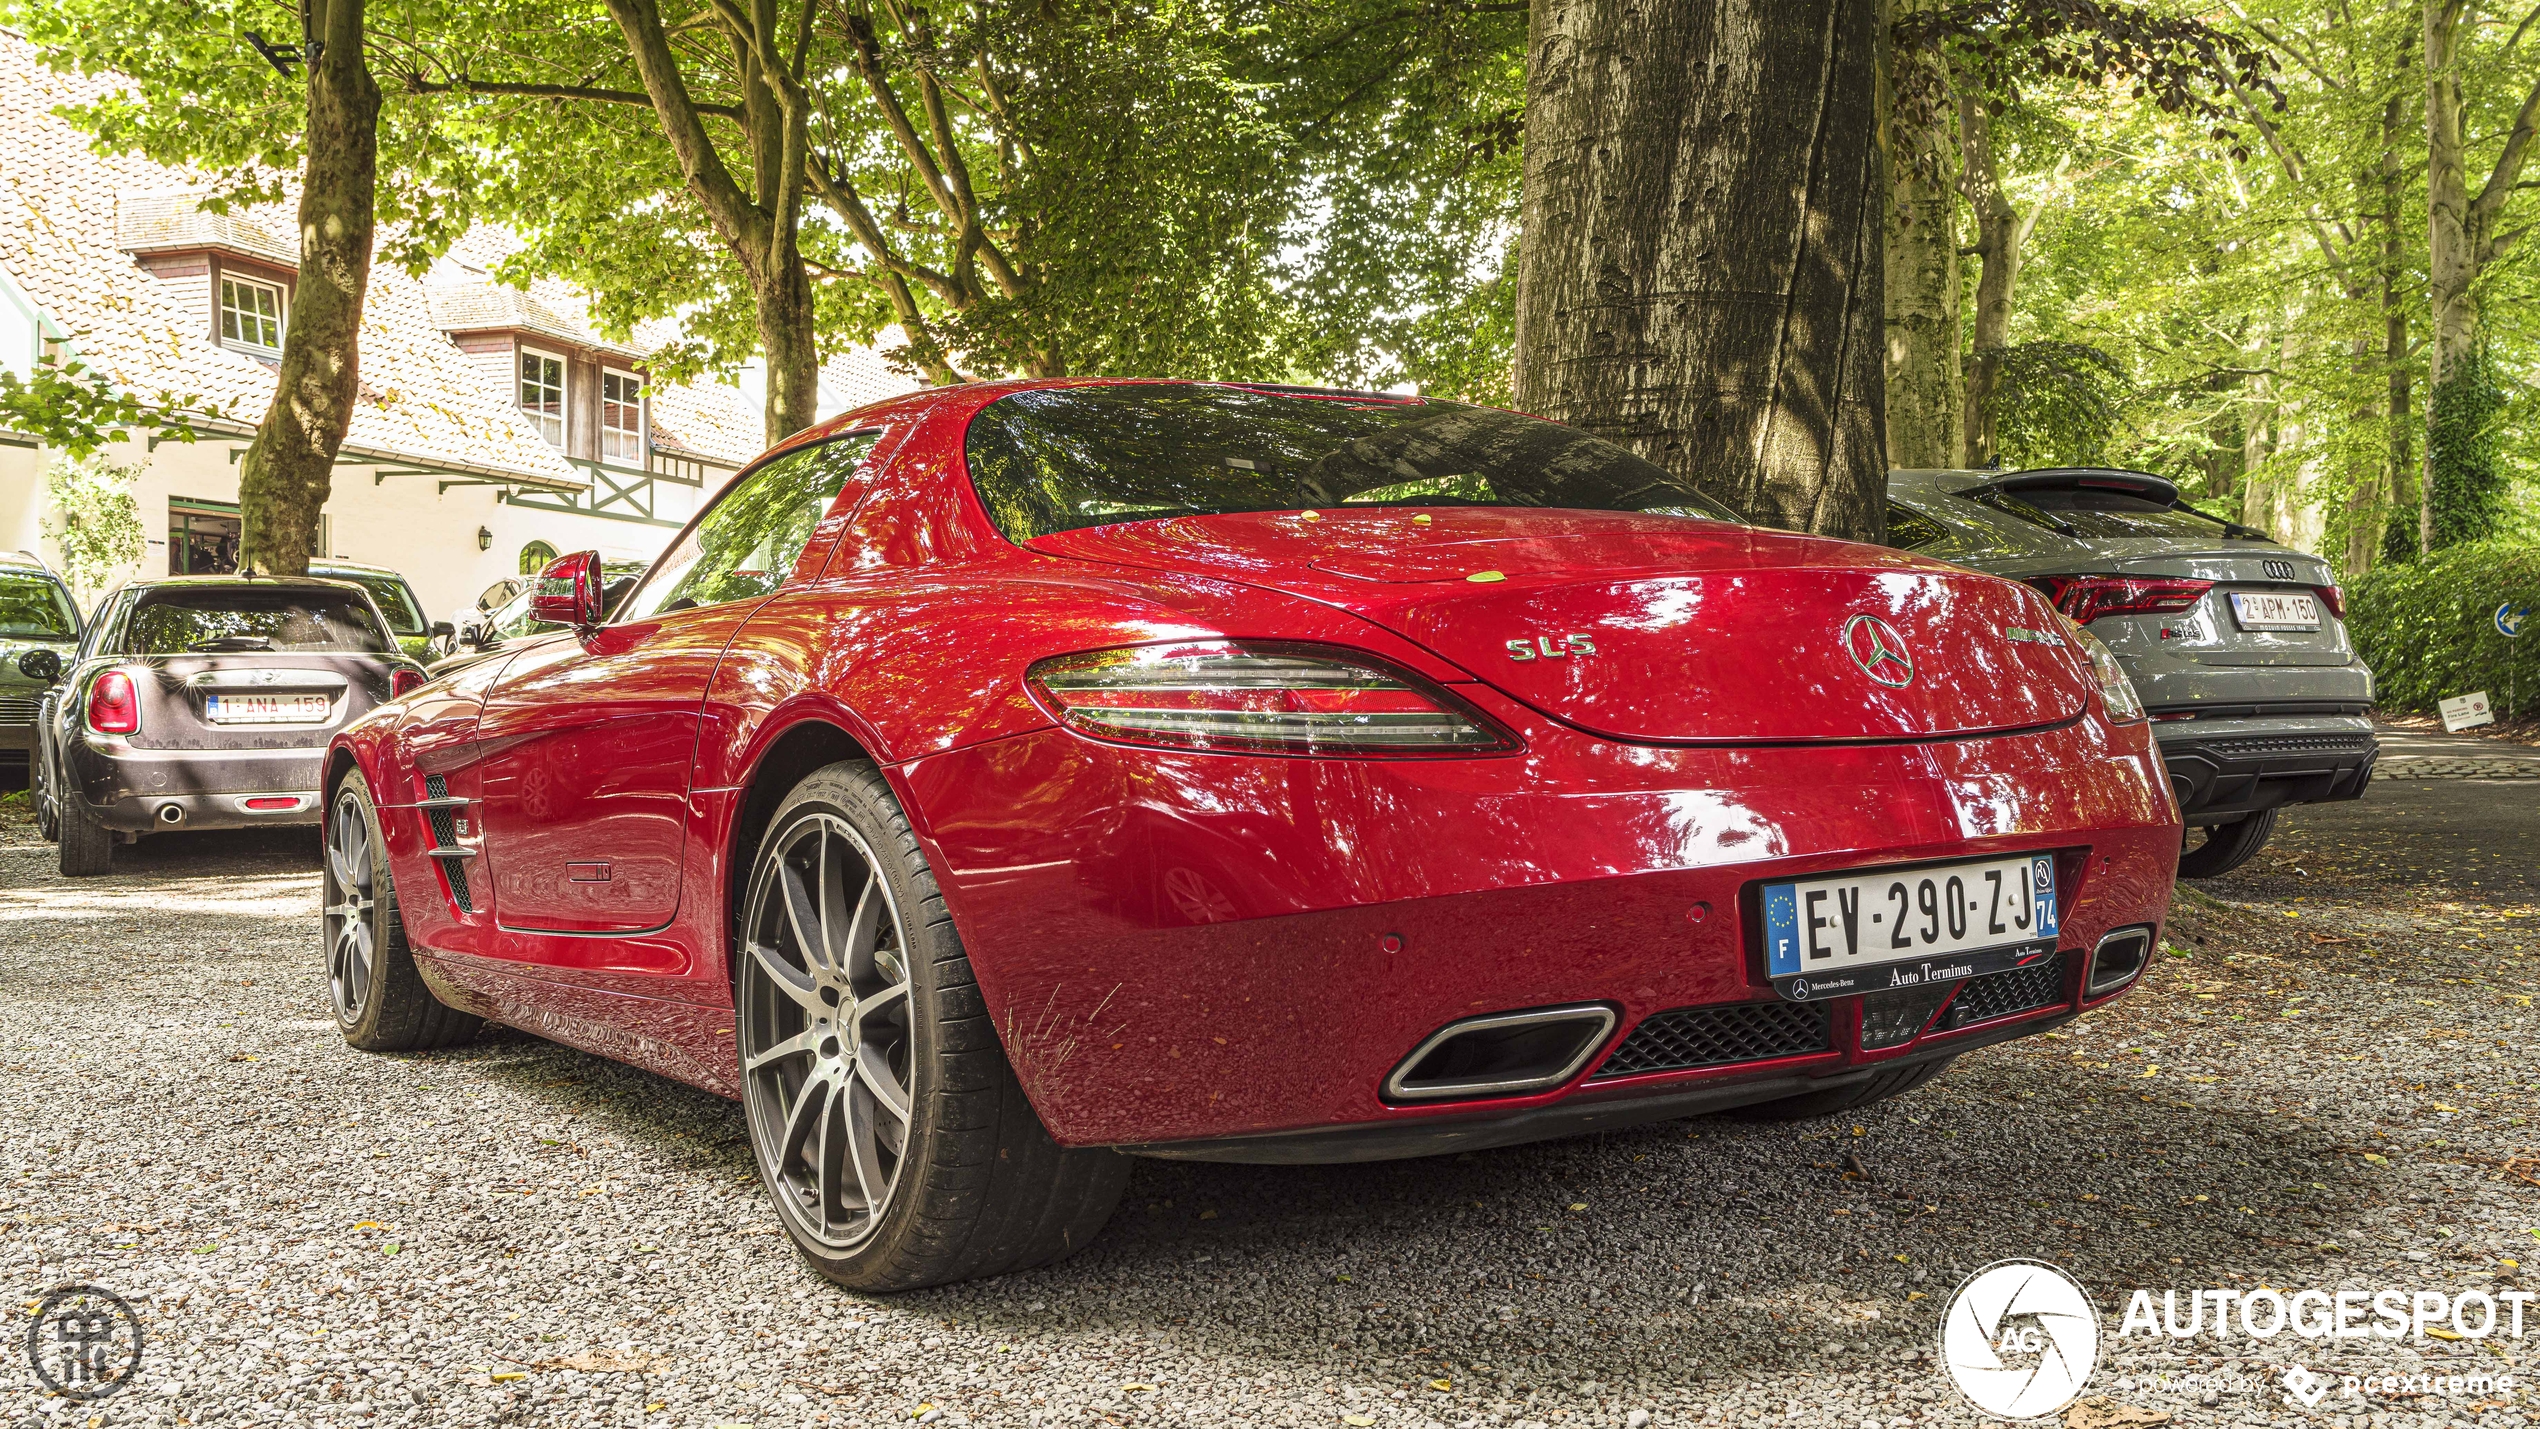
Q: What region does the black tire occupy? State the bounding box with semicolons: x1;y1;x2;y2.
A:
2176;807;2277;880
325;770;481;1052
57;783;113;877
735;761;1127;1292
1725;1055;1956;1122
30;743;59;843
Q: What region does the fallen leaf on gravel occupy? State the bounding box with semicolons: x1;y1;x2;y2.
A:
2503;1155;2540;1187
538;1349;664;1373
2064;1397;2170;1428
489;1371;526;1382
1343;1418;1376;1427
1123;1384;1156;1392
2428;1327;2464;1340
1429;1379;1451;1391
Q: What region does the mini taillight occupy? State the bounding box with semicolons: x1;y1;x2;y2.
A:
391;667;424;699
2031;575;2215;624
1028;643;1517;758
87;669;139;735
2311;584;2346;619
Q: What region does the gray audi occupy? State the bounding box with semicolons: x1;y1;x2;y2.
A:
27;576;427;876
1887;467;2375;877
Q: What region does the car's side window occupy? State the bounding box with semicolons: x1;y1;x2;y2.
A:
1886;502;1947;552
83;591;134;661
616;432;883;622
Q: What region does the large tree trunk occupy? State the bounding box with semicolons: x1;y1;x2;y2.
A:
1884;30;1960;470
1513;0;1887;540
1956;94;2019;469
235;0;377;577
2367;85;2415;571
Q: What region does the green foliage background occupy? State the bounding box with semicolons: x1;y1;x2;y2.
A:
2347;541;2540;714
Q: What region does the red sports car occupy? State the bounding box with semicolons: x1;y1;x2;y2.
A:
324;380;2179;1289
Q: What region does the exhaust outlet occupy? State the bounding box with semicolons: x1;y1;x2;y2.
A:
157;803;186;826
1382;1004;1618;1102
2087;925;2155;997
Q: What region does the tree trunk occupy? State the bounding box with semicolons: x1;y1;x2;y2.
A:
235;0;378;577
2373;83;2416;569
1513;0;1887;540
1884;28;1960;470
752;247;822;440
1956;93;2019;469
2423;2;2472;417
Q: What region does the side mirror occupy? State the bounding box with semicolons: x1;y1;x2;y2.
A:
17;648;62;685
429;621;456;640
530;550;606;628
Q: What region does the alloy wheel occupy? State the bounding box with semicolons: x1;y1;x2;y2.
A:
324;790;378;1026
739;812;915;1251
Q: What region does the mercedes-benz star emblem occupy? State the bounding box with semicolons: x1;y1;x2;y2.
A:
1843;614;1915;688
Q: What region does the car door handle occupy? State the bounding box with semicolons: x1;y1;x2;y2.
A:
567;861;612;883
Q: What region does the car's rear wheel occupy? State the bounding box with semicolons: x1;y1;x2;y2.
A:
1723;1055;1956;1122
57;783;112;877
736;762;1127;1291
30;747;59;843
325;771;481;1052
2177;807;2277;880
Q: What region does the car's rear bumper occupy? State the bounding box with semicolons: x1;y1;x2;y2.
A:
2152;713;2376;822
901;689;2181;1155
67;738;326;831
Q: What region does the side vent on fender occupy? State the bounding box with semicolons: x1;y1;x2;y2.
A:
420;774;475;913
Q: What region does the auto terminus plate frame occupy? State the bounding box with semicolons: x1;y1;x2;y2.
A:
204;692;332;724
2227;590;2321;631
1761;852;2058;1003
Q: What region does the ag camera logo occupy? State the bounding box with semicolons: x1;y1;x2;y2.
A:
1941;1259;2100;1418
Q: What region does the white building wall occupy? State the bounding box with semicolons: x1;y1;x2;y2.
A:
0;432;713;628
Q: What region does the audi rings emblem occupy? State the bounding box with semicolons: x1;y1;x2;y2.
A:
1843;614;1916;688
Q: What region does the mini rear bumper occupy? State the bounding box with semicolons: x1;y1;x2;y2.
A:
2153;714;2377;822
67;738;326;831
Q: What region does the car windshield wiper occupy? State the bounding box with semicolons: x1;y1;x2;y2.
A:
188;634;276;652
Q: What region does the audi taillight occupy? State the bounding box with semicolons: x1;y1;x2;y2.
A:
88;669;139;735
2311;584;2346;619
1028;644;1517;757
2030;575;2215;624
391;666;425;699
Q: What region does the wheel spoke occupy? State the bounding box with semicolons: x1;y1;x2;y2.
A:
779;856;826;977
841;870;885;986
743;1026;821;1074
854;1038;911;1122
850;980;908;1041
779;1073;830;1168
746;940;821;1009
844;1077;889;1211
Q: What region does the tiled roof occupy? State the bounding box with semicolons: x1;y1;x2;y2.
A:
0;31;826;485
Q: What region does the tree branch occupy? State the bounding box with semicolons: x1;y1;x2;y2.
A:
403;75;743;118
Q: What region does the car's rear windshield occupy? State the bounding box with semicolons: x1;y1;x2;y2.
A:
963;384;1744;541
0;571;78;638
324;571;423;634
1961;483;2229;539
123;587;390;655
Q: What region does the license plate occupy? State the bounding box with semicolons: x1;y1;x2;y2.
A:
1762;853;2059;1002
204;693;333;724
2228;590;2320;630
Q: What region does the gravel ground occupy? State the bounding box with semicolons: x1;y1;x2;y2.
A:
4;754;2534;1429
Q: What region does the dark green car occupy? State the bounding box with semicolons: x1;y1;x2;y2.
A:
2;551;83;772
307;560;447;660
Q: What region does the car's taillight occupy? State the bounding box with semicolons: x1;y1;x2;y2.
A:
2030;575;2215;624
2056;618;2146;724
88;669;139;735
1028;643;1517;757
391;667;424;699
2311;583;2346;619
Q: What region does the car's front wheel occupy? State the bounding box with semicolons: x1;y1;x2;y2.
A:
736;762;1127;1291
325;771;481;1052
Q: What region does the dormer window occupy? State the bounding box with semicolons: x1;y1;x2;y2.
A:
519;347;566;446
601;368;645;465
220;275;284;353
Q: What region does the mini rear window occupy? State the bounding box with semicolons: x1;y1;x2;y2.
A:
1961;484;2226;539
963;384;1744;541
123;587;391;655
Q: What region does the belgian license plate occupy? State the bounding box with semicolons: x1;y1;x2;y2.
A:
205;693;332;724
1762;853;2058;1002
2229;591;2320;630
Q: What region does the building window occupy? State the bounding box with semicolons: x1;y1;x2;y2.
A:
518;348;567;446
519;540;559;576
219;276;284;353
170;499;243;575
601;369;645;465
